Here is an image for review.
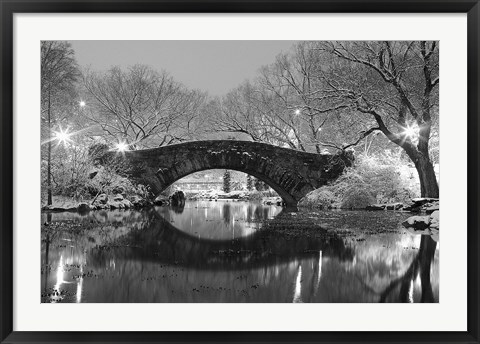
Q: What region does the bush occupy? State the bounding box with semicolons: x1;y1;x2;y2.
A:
299;189;336;209
340;186;376;209
298;150;421;209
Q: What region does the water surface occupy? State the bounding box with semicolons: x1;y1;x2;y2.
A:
41;200;439;303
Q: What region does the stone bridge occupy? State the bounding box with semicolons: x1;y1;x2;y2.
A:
106;140;353;207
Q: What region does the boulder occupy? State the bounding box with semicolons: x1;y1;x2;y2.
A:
170;191;186;207
77;203;91;213
402;210;439;231
429;210;439;229
154;195;169;206
111;186;125;195
423;201;439;214
96;193;108;204
385;202;403;210
113;194;124;201
402;215;430;230
107;200;130;209
42;205;77;212
130;195;146;208
88;170;99;179
121;199;133;208
404;198;439;212
365;204;386;211
366;203;403;211
411;197;439;203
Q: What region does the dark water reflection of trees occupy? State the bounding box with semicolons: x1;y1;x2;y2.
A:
41;201;438;303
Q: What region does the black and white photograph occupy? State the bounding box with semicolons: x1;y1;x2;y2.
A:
40;40;439;303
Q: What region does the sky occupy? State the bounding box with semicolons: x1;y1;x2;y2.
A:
69;40;296;96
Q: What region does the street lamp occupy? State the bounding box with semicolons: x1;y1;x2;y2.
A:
115;142;129;152
53;127;73;146
403;124;419;139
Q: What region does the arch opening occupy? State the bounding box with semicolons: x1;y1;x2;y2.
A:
155;168;290;204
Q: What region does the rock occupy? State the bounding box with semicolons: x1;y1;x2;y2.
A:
264;197;283;206
170;191;186;207
423;201;439;214
96;193;108;204
404;198;439;212
385;202;403;210
107;200;127;209
366;202;403;211
130;195;146;208
42;205;76;212
88;170;99;179
77;203;91;213
402;215;431;230
112;186;125;195
121;199;133;208
403;210;439;240
429;210;439;229
154;195;169;206
365;204;386;211
113;194;124;201
411;197;439;203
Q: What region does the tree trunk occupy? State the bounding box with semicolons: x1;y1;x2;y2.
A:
47;90;52;205
414;155;439;198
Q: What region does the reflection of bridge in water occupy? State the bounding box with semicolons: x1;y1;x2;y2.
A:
87;208;355;271
42;205;438;303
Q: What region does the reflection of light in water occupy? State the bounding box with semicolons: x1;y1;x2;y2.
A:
314;251;323;296
54;255;65;291
413;235;421;247
414;271;421;289
317;251;323;284
293;265;303;303
76;265;83;303
399;234;417;249
408;279;414;303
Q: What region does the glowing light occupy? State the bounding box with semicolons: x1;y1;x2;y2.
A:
79;100;86;107
294;109;301;115
115;142;129;152
403;124;419;139
53;128;73;146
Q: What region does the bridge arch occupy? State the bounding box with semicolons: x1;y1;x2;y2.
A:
110;140;353;207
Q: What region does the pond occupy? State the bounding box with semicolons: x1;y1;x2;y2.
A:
41;200;439;303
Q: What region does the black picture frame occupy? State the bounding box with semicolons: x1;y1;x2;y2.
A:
1;1;479;343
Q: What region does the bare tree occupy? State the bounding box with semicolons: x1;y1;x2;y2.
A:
41;41;80;205
83;65;206;149
317;41;439;197
257;42;352;153
212;43;361;152
209;83;271;142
